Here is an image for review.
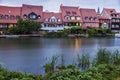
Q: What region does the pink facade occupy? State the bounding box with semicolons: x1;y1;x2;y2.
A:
0;4;119;31
80;8;99;29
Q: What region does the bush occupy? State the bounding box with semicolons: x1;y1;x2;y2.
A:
9;19;41;34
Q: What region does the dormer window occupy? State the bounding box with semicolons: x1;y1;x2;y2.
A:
76;16;80;20
0;14;3;19
65;16;70;20
4;15;9;19
50;16;57;22
85;16;88;20
23;14;27;19
16;15;20;20
71;16;75;20
66;11;70;15
90;17;93;21
45;18;48;22
10;15;15;20
111;14;117;17
58;19;61;22
38;15;41;19
28;12;37;20
72;11;76;15
94;17;97;21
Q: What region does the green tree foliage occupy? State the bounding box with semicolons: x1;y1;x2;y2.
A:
70;26;82;34
9;19;41;34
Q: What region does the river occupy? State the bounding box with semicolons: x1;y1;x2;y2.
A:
0;37;120;74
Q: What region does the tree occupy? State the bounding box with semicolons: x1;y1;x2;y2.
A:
9;19;42;34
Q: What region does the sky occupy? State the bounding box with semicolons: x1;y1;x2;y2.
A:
0;0;120;12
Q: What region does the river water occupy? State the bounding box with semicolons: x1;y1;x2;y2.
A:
0;37;120;74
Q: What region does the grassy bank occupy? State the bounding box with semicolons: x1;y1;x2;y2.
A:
44;27;115;38
0;48;120;80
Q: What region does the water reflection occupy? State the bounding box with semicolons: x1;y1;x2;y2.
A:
74;38;81;53
0;38;120;74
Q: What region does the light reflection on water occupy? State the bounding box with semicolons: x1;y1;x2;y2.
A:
0;37;120;74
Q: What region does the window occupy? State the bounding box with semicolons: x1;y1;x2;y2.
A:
94;17;97;21
4;15;9;19
23;14;27;19
116;25;119;28
66;11;70;15
112;19;115;22
76;16;80;20
50;16;57;22
45;18;48;22
10;15;15;20
111;14;117;17
90;17;93;21
16;15;20;20
72;11;76;15
38;15;41;19
71;16;75;20
0;14;3;19
116;19;119;22
85;16;88;20
28;12;37;20
65;16;70;20
58;19;61;22
112;25;115;28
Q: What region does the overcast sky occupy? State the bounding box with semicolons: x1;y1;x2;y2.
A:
0;0;120;12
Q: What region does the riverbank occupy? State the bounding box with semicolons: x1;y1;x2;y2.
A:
0;34;43;38
0;33;115;38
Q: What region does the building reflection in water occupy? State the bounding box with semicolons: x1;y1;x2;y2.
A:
74;38;81;54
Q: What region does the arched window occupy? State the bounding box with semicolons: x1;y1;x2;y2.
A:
50;16;57;22
4;15;9;19
23;14;27;19
65;16;70;20
28;12;37;20
10;15;15;20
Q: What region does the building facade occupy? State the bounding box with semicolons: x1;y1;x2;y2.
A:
0;4;120;32
60;5;82;29
101;8;120;32
80;8;99;29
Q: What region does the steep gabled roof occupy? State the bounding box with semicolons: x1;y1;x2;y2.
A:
0;5;21;23
60;5;82;22
80;8;99;23
103;8;119;18
21;4;43;22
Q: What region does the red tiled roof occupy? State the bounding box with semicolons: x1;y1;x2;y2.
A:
60;5;82;22
103;8;120;18
0;5;21;23
80;8;99;23
43;12;62;24
21;4;43;22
